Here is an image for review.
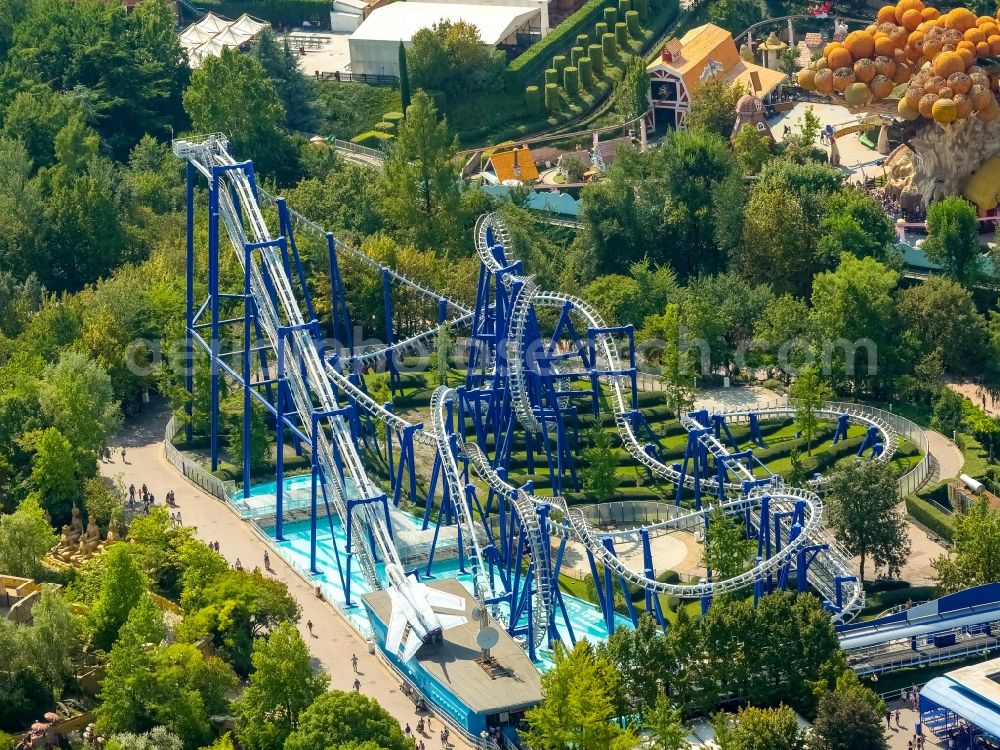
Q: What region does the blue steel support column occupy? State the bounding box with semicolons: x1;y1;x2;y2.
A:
276;329;286;541
184;161;195;445
242;242;253;499
208;167;221;471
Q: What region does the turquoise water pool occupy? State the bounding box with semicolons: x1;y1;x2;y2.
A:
242;476;632;670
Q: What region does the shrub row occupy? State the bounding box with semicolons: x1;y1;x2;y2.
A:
203;0;329;28
350;130;395;148
905;494;955;543
505;0;617;91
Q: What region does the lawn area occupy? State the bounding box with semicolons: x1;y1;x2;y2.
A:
314;81;401;140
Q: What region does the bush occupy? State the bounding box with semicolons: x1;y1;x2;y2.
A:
525;85;542;114
374;121;396;133
615;21;629;46
579;57;594;88
865;578;911;593
596;21;609;38
626;9;641;35
545;82;561;111
905;495;955;542
577;33;591;47
553;54;569;72
634;0;648;18
350;130;395;148
545;67;559;85
619;0;632;13
602;32;618;60
423;89;447;110
564;66;580;94
571;45;585;65
658;569;681;584
383;111;405;123
589;44;604;75
604;6;618;25
504;0;618;91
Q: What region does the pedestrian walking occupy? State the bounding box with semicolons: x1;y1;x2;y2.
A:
440;731;446;748
264;551;270;570
907;741;913;750
307;620;313;636
353;678;361;691
121;447;127;463
885;710;892;728
405;724;411;736
895;709;901;727
417;718;424;734
214;541;220;552
352;653;358;672
235;558;243;571
141;483;148;501
176;512;181;525
129;484;136;502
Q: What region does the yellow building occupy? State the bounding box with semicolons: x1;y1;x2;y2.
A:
646;23;786;130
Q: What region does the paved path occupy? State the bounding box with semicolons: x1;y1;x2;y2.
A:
100;401;472;750
924;428;965;485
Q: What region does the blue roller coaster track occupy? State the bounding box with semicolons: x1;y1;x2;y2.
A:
173;134;903;660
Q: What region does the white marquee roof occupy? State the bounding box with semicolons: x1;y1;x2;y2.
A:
179;12;269;67
350;2;537;45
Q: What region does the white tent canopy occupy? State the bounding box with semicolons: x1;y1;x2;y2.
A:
179;12;269;67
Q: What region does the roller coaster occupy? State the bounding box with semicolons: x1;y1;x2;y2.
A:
174;134;899;661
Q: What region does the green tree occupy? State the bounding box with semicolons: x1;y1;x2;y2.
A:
20;427;80;522
808;254;900;395
644;694;687;750
89;543;149;651
650;303;695;418
84;475;126;530
1;88;78;169
701;507;754;581
39;351;121;458
935;496;1000;591
183;48;298;183
897;276;988;376
407;20;505;96
923;196;982;285
724;705;807;750
433;322;453;387
234;622;329;750
707;0;763;35
24;588;80;698
178;569;300;675
825;459;909;583
740;185;820;297
0;496;56;578
381;92;460;252
613;55;650;122
283;690;412;750
732;124;772;175
685;78;743;137
222;393;270;476
252;29;319;132
523;641;635;750
582;426;620;500
817;189;896;263
809;688;888;750
398;42;411;114
598;614;669;716
790;366;832;456
932;388;965;437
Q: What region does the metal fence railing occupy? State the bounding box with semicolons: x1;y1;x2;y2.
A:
332;139;385;161
162;415;234;502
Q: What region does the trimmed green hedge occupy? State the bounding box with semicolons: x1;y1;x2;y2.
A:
906;495;955;543
602;32;618;59
350;130;394;147
595;21;609;38
615;21;629;45
203;0;328;27
604;6;618;25
553;54;569;71
544;82;560;111
571;45;585;65
545;67;559;85
634;0;648;19
579;56;594;88
504;0;618;91
525;85;542;114
626;10;641;35
564;65;579;93
588;44;604;75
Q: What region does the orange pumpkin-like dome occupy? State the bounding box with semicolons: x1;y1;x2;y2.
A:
933;50;966;76
854;57;877;82
827;45;853;70
814;68;835;94
954;93;974;117
870;74;896;98
932;97;958;122
898;97;921;119
878;5;899;23
797;69;817;90
833;66;857;91
948;71;972;94
845;30;877;59
918;92;939;116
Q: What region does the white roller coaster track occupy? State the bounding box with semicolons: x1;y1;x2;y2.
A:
475;212;865;621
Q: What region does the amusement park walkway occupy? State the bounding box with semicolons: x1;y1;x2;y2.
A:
100;400;473;750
